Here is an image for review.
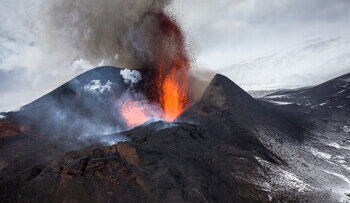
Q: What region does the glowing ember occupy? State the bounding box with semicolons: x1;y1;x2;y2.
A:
121;100;150;126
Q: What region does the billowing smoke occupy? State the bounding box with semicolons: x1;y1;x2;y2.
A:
44;0;173;69
45;0;195;112
3;0;213;149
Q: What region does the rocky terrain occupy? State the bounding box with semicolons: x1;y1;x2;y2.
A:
0;66;349;202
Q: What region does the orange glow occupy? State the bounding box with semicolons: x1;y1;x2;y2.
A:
162;76;181;121
159;59;189;121
121;100;149;126
120;12;191;125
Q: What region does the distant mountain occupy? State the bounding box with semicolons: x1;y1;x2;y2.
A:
220;37;350;90
264;72;350;110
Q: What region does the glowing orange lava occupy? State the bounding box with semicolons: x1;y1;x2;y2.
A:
120;11;191;126
159;59;189;121
121;100;149;126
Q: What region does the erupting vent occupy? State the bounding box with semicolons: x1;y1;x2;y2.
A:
157;57;190;121
121;11;191;126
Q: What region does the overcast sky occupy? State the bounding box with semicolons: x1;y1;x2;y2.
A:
1;0;350;111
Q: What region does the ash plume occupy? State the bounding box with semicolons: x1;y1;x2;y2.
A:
45;0;173;69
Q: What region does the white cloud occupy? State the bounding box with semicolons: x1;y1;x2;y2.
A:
84;80;112;94
120;69;142;85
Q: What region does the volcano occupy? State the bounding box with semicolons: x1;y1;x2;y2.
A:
1;68;350;202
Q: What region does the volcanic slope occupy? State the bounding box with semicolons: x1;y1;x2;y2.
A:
6;66;129;134
180;74;308;144
0;66;129;173
260;72;350;202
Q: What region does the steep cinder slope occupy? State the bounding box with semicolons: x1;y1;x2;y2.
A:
180;74;307;143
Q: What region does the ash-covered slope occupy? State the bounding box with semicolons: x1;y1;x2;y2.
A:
259;72;350;202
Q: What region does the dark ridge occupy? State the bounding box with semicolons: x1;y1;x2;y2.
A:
180;74;307;143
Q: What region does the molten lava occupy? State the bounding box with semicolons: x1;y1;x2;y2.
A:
121;100;150;126
152;12;191;121
158;59;190;121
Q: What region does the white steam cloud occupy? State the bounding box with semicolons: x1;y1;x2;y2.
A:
120;69;142;86
84;80;112;94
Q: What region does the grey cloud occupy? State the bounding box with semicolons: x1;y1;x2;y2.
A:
248;0;350;24
44;0;172;69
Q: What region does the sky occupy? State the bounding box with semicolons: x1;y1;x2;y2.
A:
1;0;350;112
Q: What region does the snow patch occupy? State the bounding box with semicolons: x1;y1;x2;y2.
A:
265;94;290;99
322;170;350;202
322;170;350;185
0;114;6;119
310;147;332;160
328;142;341;149
268;100;293;105
328;142;350;151
338;89;346;94
319;101;328;106
335;159;347;164
280;170;310;192
341;165;350;172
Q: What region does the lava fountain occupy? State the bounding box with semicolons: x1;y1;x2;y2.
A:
121;11;191;126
